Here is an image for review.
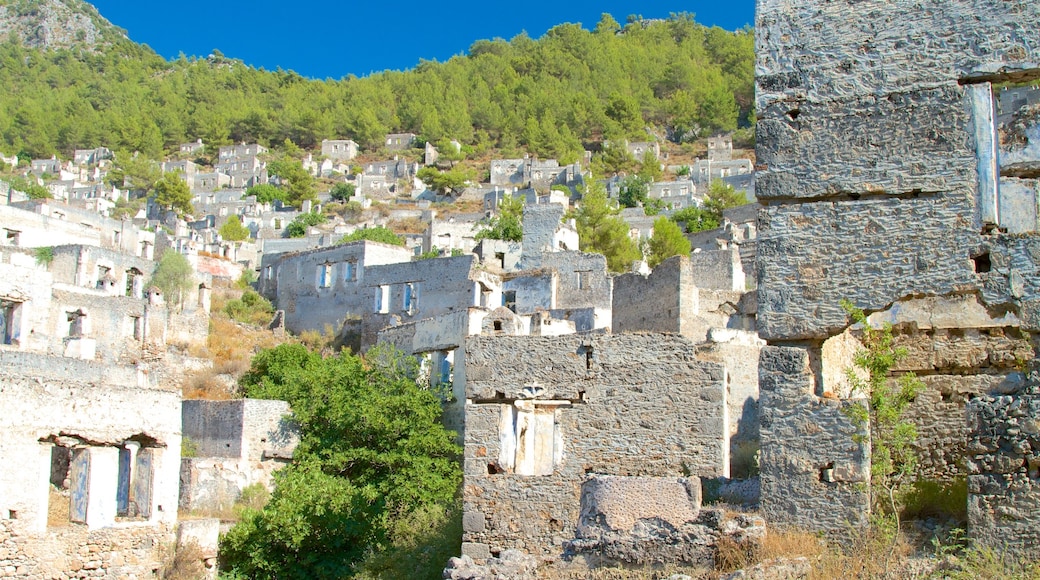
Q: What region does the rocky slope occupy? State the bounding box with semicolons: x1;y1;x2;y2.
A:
0;0;125;50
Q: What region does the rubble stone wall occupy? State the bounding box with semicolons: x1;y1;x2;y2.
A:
462;334;727;557
0;519;172;580
967;389;1040;559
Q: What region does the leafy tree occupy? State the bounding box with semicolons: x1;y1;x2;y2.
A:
703;179;748;222
637;150;663;182
219;214;250;241
474;194;523;242
8;176;51;199
338;226;404;246
329;182;356;202
670;205;719;233
115;152;162;192
840;300;924;544
149;249;194;309
219;343;461;580
269;158;317;206
646;216;691;268
152;173;194;218
432;138;465;167
591;142;638;177
247;183;288;205
617;175;649;209
570;181;641;273
286;211;327;238
417;165;475;197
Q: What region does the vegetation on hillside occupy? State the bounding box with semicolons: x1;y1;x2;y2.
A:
0;12;752;162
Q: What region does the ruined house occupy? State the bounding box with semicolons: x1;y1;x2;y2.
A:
179;399;299;513
459;334;736;569
321;138;359;161
754;0;1040;555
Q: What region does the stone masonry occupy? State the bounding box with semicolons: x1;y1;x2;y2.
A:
461;334;727;562
755;0;1040;548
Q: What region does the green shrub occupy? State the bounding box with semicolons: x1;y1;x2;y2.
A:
223;290;274;326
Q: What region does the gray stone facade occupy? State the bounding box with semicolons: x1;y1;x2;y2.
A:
461;334;728;560
754;0;1040;546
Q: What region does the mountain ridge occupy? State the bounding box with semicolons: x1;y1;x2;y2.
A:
0;0;127;51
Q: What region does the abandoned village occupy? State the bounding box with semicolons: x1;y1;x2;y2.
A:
1;0;1039;578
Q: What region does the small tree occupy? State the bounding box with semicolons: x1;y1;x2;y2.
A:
219;215;250;241
670;206;720;233
703;179;747;222
646;216;691;268
841;300;923;541
150;250;194;309
570;181;641;273
475;194;523;242
246;183;287;205
268;158;317;206
417;165;475;196
617;175;649;209
286;212;327;238
329;182;356;202
153;174;194;218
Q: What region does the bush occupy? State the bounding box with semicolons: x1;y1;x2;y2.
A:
338;226;404;246
286;211;327;238
223;290;274;326
218;344;461;580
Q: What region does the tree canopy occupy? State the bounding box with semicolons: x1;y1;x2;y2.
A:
474;194;523;242
219;214;251;241
152;173;194;218
646;215;691;268
219;343;462;579
0;14;753;160
149;249;194;308
570;181;641;273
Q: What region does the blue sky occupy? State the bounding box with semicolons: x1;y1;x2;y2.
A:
89;1;755;80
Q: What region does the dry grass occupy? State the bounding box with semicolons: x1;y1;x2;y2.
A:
47;487;70;527
181;286;285;399
389;216;427;234
157;539;209;580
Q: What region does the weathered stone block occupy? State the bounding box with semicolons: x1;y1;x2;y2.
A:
757;86;975;199
756;194;979;341
460;542;491;560
759;346;870;534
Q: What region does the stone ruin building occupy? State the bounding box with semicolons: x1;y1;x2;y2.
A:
755;0;1040;556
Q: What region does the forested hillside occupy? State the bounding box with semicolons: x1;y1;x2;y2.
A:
0;8;753;163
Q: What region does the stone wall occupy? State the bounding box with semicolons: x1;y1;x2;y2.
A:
0;519;172;579
461;334;727;558
754;0;1040;542
612;256;689;335
967;387;1040;558
0;350;180;577
178;399;297;512
759;346;870;533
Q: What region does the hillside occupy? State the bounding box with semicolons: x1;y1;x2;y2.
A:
0;6;753;163
0;0;127;50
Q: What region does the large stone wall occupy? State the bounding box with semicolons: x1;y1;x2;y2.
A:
755;0;1040;543
462;334;727;558
0;519;172;579
612;256;689;335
